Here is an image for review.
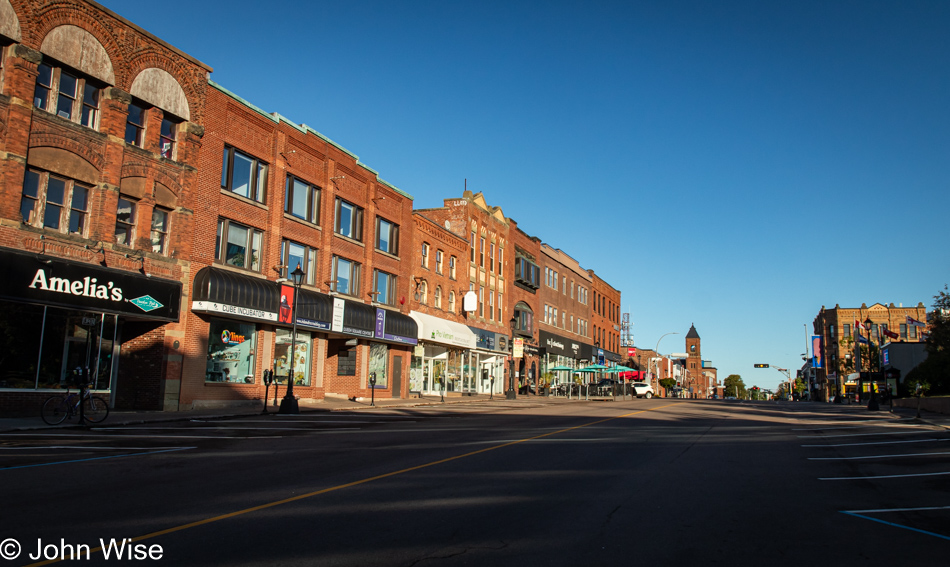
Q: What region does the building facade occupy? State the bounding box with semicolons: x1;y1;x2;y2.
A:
813;302;929;401
538;244;593;383
0;0;209;412
409;191;512;395
182;82;418;409
589;270;622;366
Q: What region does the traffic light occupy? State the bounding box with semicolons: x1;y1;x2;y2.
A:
753;364;769;368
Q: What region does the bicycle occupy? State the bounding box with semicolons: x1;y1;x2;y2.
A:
41;383;110;425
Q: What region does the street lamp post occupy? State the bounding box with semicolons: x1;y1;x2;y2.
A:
507;316;517;400
279;265;305;415
865;317;880;411
653;332;679;396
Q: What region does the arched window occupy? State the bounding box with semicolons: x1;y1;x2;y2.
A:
448;291;456;313
420;281;428;304
435;286;442;309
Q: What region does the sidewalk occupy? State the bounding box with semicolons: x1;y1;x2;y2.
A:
0;393;561;433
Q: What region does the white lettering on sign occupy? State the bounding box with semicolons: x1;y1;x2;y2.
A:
29;269;122;301
546;337;564;350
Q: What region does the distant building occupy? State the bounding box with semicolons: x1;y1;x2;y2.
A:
813;302;928;401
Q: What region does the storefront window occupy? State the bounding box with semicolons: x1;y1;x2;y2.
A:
206;319;257;383
0;302;117;390
275;328;311;386
368;343;388;388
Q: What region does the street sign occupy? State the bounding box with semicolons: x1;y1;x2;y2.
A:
754;364;769;368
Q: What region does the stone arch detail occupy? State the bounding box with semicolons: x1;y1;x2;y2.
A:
120;162;183;199
28;132;105;173
26;145;99;185
0;0;21;42
130;66;191;121
39;24;115;84
125;50;203;122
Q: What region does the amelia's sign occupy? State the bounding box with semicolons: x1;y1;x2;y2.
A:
0;249;181;321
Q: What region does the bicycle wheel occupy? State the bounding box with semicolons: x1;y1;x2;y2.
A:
41;395;70;425
82;396;110;424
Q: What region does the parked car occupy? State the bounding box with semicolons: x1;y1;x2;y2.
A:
631;381;654;398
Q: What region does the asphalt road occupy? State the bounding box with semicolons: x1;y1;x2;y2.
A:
1;399;948;566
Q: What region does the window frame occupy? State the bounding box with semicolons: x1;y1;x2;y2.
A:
114;196;137;247
333;197;364;241
332;255;361;297
372;269;397;306
159;115;179;160
280;240;318;286
375;216;399;255
449;256;457;280
33;62;100;130
285;175;321;224
221;145;269;203
216;218;263;272
150;207;170;255
20;168;90;236
125;101;147;147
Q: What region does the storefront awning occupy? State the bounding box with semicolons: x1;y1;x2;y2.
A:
192;266;278;323
410;311;477;349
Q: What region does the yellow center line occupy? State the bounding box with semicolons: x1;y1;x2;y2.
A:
27;402;682;566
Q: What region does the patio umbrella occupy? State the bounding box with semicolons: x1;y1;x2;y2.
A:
548;365;575;371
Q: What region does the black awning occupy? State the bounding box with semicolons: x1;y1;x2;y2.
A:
382;310;418;345
343;300;376;337
192;266;278;323
294;288;333;331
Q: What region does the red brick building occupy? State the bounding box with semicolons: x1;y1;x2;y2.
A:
509;221;542;393
0;0;209;412
813;302;929;401
589;270;622;365
538;243;594;384
183;82;418;409
410;191;512;395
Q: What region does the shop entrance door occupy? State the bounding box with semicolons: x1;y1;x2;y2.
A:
60;313;116;391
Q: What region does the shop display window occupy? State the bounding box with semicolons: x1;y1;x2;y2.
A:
274;329;311;386
206;319;257;383
368;343;388;388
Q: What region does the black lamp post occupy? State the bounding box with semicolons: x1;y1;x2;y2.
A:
865;317;880;411
507;315;517;400
279;265;304;414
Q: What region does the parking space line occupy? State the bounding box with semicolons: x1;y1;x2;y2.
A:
802;438;949;448
809;451;950;461
819;471;950;481
841;508;950;541
0;447;195;471
798;430;936;439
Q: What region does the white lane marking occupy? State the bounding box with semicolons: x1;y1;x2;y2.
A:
803;438;950;448
845;505;950;514
0;433;284;439
0;445;196;451
190;419;411;424
90;426;359;431
793;423;924;431
810;451;950;461
820;471;950;481
798;430;937;439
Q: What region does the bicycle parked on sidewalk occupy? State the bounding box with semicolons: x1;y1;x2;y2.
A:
40;381;110;425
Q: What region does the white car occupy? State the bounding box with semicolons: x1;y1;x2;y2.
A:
631;382;654;398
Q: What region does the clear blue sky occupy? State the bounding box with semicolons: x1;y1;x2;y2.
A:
100;0;950;391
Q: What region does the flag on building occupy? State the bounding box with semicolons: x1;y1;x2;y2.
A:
855;319;866;330
856;335;869;344
883;329;900;340
907;315;926;328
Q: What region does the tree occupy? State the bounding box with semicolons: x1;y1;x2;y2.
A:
659;378;677;391
906;285;950;395
723;374;746;399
